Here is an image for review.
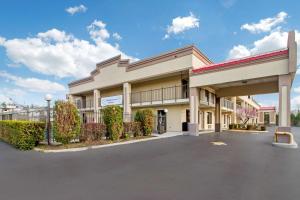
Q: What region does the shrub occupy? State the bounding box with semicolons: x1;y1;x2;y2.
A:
80;123;106;142
246;124;253;130
102;105;123;141
260;125;266;131
134;109;154;136
53;101;81;144
229;124;234;129
0;121;45;150
123;122;142;138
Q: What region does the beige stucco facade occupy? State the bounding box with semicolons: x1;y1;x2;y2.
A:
68;31;296;134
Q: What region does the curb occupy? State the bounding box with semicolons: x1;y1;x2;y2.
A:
33;134;182;153
227;129;268;134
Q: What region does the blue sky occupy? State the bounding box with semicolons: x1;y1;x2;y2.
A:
0;0;299;108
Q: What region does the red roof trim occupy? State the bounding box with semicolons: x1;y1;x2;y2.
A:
192;49;288;74
259;106;276;110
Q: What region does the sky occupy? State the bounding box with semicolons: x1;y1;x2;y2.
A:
0;0;300;109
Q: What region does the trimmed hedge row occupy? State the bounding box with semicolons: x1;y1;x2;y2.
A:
229;123;266;131
123;122;142;138
80;123;106;142
0;121;45;150
79;122;142;142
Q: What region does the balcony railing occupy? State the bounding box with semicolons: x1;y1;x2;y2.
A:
199;90;215;106
222;99;234;110
131;85;189;106
76;99;94;110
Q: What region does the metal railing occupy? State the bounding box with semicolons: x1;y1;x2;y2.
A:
222;99;234;110
199;89;215;106
0;109;50;122
76;99;94;110
131;84;189;105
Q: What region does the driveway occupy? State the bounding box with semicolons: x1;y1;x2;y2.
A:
0;127;300;200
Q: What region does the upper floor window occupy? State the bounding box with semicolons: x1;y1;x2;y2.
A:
207;112;212;124
205;90;209;102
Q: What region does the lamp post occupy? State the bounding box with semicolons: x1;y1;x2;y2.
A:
45;94;52;145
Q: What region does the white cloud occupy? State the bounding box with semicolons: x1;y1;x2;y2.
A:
228;45;250;59
220;0;236;8
0;71;66;93
228;30;300;64
37;29;73;42
87;20;110;42
0;20;136;78
241;12;288;34
0;36;5;45
0;88;26;104
66;4;87;15
113;32;122;40
294;86;300;93
0;94;13;104
164;12;199;39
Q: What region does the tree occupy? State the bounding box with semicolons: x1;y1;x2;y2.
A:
53;101;81;144
1;102;6;108
237;107;257;125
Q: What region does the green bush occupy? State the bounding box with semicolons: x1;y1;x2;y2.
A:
80;123;106;142
102;105;123;141
0;121;45;150
229;124;234;129
134;109;154;136
123;122;142;138
53;101;81;144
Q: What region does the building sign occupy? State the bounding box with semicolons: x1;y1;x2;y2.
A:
101;95;123;107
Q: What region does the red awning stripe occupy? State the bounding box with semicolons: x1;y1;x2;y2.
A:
192;49;288;74
259;106;276;110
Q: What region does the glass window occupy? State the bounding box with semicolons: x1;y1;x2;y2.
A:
207;112;212;124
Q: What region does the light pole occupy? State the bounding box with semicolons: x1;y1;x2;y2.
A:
45;94;52;145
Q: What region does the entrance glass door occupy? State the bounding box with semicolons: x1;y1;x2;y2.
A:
157;110;167;134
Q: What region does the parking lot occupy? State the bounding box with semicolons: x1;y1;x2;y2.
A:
0;127;300;200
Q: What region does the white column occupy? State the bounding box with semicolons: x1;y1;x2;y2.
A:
93;89;100;123
188;87;199;136
123;82;132;122
278;75;291;132
67;94;74;104
232;97;237;124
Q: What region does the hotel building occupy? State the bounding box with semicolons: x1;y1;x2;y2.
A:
68;31;296;134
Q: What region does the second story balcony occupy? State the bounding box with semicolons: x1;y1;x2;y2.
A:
131;85;189;107
221;98;234;111
75;98;94;111
199;89;215;107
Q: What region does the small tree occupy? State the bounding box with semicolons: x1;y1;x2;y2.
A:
237;107;257;125
134;109;154;136
102;105;123;141
53;101;81;144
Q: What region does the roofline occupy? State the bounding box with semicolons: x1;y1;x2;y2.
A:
192;48;289;74
69;45;213;88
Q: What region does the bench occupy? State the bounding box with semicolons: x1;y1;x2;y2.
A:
274;128;295;144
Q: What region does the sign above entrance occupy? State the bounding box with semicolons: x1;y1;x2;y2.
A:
101;95;123;107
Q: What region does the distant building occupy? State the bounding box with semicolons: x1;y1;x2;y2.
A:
258;106;277;125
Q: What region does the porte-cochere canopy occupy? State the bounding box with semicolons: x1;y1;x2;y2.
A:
188;31;297;134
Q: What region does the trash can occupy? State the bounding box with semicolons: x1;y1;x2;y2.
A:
182;122;188;131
